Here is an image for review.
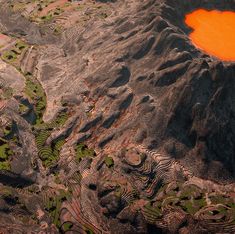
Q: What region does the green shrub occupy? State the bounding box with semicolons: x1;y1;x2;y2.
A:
104;156;114;168
1;51;17;62
75;143;96;163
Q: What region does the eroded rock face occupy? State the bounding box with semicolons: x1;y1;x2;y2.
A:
0;0;235;233
32;0;235;181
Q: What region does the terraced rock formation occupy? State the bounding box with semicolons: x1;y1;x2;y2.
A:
0;0;235;233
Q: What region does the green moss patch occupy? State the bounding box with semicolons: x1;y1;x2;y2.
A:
143;203;162;224
104;156;114;168
19;103;29;115
44;190;71;228
62;222;73;232
1;50;17;62
25;75;46;126
0;138;13;171
1;40;28;66
75;143;96;163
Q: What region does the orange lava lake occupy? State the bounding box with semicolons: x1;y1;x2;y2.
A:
185;9;235;61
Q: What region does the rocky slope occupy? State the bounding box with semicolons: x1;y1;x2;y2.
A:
0;0;235;233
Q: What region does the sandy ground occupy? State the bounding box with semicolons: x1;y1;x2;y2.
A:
0;33;11;47
0;59;25;94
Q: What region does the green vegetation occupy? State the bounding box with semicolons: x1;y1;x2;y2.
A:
44;190;71;228
75;143;96;163
62;222;73;232
0;161;11;170
85;229;94;234
143;202;162;224
47;110;68;128
33;109;68;168
3;122;12;137
36;130;66;167
142;181;235;226
0;41;27;100
0;143;11;160
1;40;28;65
15;41;27;51
1;50;17;62
19;103;29;115
40;7;63;23
54;172;61;184
22;63;69;169
0;138;13;171
180;198;206;215
25;75;46;126
41;14;53;22
104;156;114;168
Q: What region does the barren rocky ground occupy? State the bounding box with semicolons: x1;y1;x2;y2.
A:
0;0;235;233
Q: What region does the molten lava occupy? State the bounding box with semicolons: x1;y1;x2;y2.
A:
185;9;235;61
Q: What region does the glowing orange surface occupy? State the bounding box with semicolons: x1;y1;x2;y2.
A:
185;9;235;61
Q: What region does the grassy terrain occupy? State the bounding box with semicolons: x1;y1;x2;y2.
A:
18;103;29;115
1;40;27;66
0;134;13;170
75;143;96;163
142;181;235;226
1;37;68;170
43;189;72;228
34;110;68;168
104;156;114;168
25;74;46;126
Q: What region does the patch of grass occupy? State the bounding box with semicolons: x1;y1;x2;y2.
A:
1;50;17;62
41;14;53;22
19;103;29;115
25;75;46;126
15;41;27;51
3;123;12;137
85;229;94;234
75;143;96;163
0;161;11;170
51;110;68;127
143;203;162;224
35;127;66;167
104;156;114;168
0;144;11;160
23;73;69;169
44;190;71;228
0;139;13;171
1;40;28;66
179;185;198;200
62;222;73;232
